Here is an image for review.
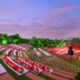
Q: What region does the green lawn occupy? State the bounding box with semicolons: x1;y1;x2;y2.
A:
27;48;33;52
69;60;80;67
0;51;3;55
0;59;32;80
8;51;12;56
16;52;19;57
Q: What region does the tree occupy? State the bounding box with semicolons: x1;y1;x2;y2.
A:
3;34;8;39
37;39;44;48
2;39;7;44
13;39;19;44
29;36;38;47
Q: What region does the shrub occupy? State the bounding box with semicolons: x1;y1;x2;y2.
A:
75;72;80;80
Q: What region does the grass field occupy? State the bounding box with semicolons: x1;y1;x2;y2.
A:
0;51;3;55
8;51;12;56
69;60;80;67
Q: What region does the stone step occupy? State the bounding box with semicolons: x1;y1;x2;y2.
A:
42;71;68;80
25;72;45;80
0;73;14;80
53;70;75;80
52;68;76;77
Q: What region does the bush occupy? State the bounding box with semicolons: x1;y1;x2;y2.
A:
75;72;80;80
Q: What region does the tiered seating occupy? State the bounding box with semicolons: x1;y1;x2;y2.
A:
8;44;24;50
0;46;6;52
12;49;16;56
34;48;42;57
3;56;28;75
18;50;22;56
19;44;32;50
15;57;43;74
0;46;4;49
38;48;51;56
25;58;53;73
4;48;12;55
11;49;22;56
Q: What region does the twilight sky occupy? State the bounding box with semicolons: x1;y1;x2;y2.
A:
0;0;80;39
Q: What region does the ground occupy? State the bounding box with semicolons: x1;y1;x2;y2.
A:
0;44;78;80
27;48;80;73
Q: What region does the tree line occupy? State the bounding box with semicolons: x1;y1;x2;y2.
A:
0;33;80;48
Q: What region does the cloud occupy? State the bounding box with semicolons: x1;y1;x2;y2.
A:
44;4;80;23
32;17;40;21
0;3;80;39
0;16;80;39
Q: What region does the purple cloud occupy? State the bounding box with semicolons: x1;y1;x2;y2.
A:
44;4;80;23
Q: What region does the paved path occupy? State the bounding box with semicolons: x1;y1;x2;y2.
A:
42;71;68;80
0;55;4;59
25;72;45;80
0;73;14;80
52;68;76;77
